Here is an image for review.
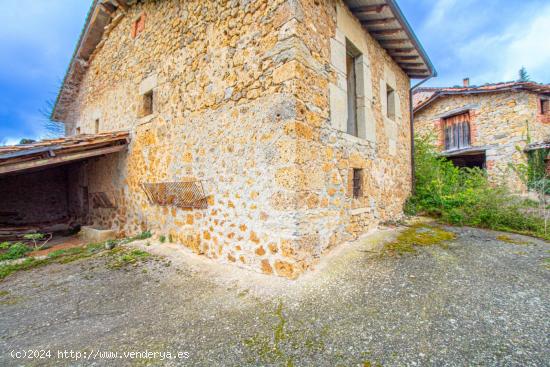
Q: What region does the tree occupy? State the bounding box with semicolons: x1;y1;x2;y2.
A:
40;98;64;138
19;139;36;145
518;67;530;82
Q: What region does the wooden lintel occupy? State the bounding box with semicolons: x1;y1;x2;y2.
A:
362;17;395;26
372;28;402;36
351;4;388;14
0;145;127;175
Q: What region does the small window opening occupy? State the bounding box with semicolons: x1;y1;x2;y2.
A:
76;127;81;135
132;14;146;38
143;91;154;116
346;39;361;137
541;99;549;115
94;119;100;134
352;168;363;199
386;84;396;120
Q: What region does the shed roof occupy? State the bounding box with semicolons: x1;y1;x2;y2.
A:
52;0;435;122
0;131;130;176
413;81;550;113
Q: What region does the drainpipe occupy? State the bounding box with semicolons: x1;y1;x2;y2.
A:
409;75;434;194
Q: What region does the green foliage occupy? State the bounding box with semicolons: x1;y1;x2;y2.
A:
408;135;549;240
0;243;32;261
518;66;530;82
159;235;166;243
0;242;11;250
134;231;152;240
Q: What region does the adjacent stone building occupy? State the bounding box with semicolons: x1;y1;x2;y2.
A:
414;80;550;190
48;0;435;278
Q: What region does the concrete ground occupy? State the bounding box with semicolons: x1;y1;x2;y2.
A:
0;223;548;366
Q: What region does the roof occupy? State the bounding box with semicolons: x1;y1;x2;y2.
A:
52;0;129;122
52;0;435;122
345;0;436;79
0;131;130;176
413;81;550;113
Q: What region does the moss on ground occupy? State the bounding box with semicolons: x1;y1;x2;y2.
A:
382;224;456;256
496;234;532;246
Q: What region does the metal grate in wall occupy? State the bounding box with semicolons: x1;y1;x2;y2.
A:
140;181;208;209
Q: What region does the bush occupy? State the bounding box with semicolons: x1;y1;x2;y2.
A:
408;135;549;239
0;243;32;261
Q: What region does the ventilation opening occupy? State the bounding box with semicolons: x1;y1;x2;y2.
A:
386;84;396;120
142;91;154;117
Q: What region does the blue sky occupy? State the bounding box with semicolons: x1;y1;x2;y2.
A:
1;0;549;145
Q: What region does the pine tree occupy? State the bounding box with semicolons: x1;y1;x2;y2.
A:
518;67;530;82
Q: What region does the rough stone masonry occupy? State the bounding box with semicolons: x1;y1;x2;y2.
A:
53;0;433;278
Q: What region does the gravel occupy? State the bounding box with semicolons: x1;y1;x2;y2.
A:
0;225;548;366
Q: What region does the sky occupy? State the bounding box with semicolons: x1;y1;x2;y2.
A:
0;0;549;145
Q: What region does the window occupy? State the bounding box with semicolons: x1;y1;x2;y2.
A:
94;119;100;134
444;112;471;150
142;91;154;116
346;40;360;137
386;84;396;120
352;168;363;199
541;99;549;115
76;127;81;135
131;14;146;38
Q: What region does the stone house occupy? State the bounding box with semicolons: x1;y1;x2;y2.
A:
414;80;550;190
42;0;435;278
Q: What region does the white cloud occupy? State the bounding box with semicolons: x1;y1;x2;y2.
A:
456;3;550;84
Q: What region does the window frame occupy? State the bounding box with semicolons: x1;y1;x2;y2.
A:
345;39;361;137
443;112;471;151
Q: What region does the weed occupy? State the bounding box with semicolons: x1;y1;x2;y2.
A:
107;249;151;269
407;135;550;240
0;243;32;261
159;235;166;243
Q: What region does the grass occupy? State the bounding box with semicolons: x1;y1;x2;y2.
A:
106;248;151;269
0;231;154;281
382;224;456;256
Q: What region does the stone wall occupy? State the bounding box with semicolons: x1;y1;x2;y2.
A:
65;0;412;278
415;91;550;190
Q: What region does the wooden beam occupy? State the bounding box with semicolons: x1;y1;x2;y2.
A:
362;17;395;26
351;4;388;14
110;0;128;12
380;39;409;45
403;68;428;73
0;145;127;175
388;48;415;53
408;74;430;79
371;28;403;36
394;55;419;61
398;62;424;67
99;2;116;15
